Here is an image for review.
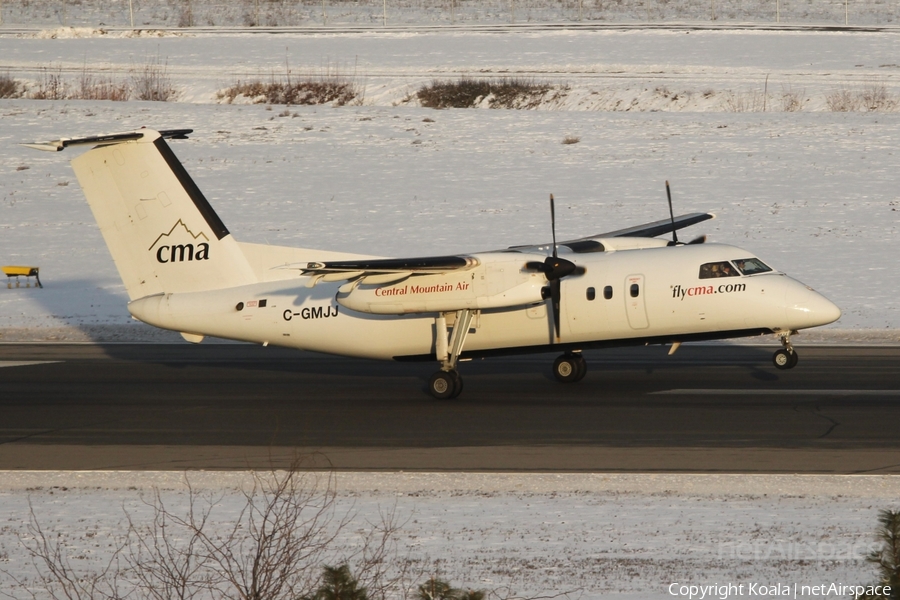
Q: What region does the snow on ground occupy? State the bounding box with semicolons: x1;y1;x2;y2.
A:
4;29;900;110
1;472;899;599
1;26;900;600
0;30;898;342
2;98;899;340
2;0;900;28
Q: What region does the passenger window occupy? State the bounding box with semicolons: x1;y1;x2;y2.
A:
699;261;740;279
733;258;773;275
630;283;640;298
604;286;613;300
586;287;595;301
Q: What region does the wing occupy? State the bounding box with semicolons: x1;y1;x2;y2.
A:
507;212;715;254
289;255;480;287
583;212;715;239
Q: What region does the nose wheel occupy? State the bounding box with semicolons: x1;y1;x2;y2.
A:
772;348;799;370
772;333;799;370
553;352;587;383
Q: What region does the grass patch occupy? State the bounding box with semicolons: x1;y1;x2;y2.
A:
417;77;565;109
78;70;129;101
0;73;20;98
722;90;767;112
32;66;69;100
131;55;176;101
562;135;580;145
219;70;362;106
25;60;172;101
827;82;897;112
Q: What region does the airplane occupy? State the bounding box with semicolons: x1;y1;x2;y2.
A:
25;128;841;399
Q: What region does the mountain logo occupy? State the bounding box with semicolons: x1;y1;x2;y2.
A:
149;220;211;263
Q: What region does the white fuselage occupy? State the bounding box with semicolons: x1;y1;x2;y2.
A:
127;242;840;361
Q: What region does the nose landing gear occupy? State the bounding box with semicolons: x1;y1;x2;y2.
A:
772;332;799;370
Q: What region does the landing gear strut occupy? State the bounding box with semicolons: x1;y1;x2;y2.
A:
428;309;474;399
772;332;799;370
553;352;587;383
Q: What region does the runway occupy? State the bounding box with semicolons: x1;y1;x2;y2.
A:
1;343;898;473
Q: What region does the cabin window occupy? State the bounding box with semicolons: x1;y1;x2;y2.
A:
586;287;596;301
699;261;740;279
630;283;640;298
733;258;773;275
604;286;613;300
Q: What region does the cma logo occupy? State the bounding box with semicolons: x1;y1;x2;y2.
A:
149;220;211;264
156;243;210;263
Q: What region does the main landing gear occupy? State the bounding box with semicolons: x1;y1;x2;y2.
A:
428;310;590;399
428;309;474;399
552;352;587;383
772;332;799;370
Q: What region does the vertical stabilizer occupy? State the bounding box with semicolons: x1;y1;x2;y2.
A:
66;129;256;300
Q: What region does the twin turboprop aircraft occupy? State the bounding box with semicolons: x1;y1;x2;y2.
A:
27;128;841;398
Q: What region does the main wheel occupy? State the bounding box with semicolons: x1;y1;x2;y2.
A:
772;348;798;370
572;354;587;382
429;370;463;399
553;354;584;383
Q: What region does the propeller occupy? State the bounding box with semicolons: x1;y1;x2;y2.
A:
665;180;678;246
665;180;707;246
524;194;578;343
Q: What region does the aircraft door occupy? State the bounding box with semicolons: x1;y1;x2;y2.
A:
625;274;649;329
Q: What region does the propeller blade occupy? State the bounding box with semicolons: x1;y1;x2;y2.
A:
550;194;558;259
687;234;707;245
550;278;562;342
665;180;678;245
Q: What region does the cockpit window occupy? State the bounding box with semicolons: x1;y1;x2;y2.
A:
699;261;740;279
733;258;772;275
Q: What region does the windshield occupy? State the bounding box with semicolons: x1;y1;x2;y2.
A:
733;258;772;275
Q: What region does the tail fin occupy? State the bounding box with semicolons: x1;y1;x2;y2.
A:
29;129;256;300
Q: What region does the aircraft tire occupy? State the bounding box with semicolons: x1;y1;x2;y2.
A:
429;370;462;399
572;354;588;382
553;354;583;383
451;371;464;398
772;349;798;370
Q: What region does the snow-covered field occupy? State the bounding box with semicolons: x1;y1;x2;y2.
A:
3;0;900;28
1;472;899;600
3;28;900;340
2;25;900;600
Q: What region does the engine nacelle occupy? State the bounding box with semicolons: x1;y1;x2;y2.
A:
336;256;548;315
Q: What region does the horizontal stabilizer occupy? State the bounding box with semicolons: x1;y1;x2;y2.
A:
22;129;192;152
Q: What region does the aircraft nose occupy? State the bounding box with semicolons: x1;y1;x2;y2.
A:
785;283;841;328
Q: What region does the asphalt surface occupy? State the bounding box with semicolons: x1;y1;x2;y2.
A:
1;343;898;473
